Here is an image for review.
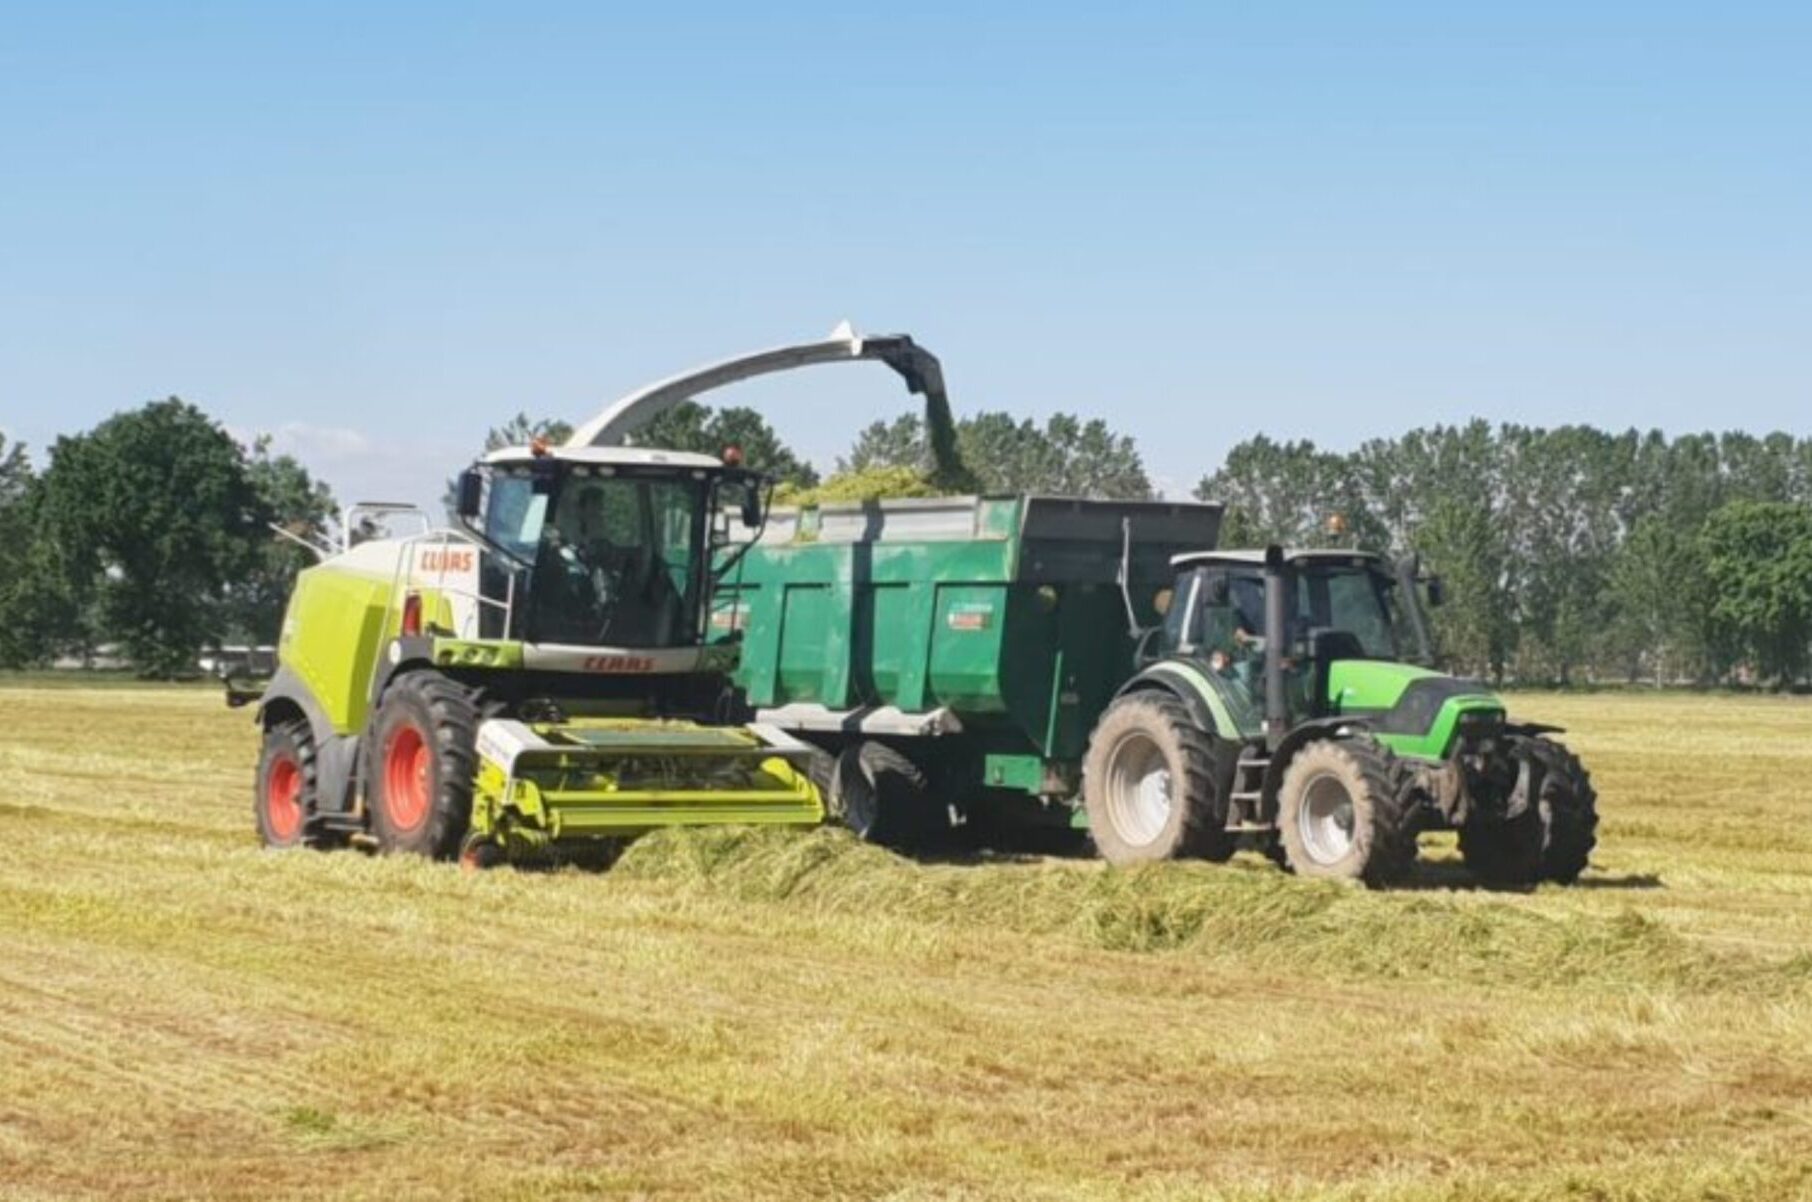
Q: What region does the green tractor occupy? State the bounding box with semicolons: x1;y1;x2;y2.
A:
248;326;957;865
1082;547;1597;886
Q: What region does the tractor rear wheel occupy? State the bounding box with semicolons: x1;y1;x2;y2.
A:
1082;693;1235;866
834;742;944;850
255;720;318;850
368;672;478;859
1274;737;1417;887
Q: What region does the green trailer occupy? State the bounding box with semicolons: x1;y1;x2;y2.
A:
719;494;1223;843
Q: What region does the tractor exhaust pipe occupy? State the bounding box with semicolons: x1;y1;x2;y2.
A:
1263;544;1289;750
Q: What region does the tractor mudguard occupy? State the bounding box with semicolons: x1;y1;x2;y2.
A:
368;635;439;707
255;667;361;816
1258;716;1373;807
1115;659;1263;743
1505;720;1566;737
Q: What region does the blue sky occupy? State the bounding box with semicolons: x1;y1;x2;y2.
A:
1;2;1807;509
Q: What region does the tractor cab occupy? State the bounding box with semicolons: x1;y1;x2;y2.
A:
1161;548;1444;728
449;445;763;651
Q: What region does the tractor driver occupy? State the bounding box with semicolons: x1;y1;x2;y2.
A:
1198;572;1309;714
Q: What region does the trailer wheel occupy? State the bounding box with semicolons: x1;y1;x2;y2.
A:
255;720;317;850
1523;737;1598;883
1082;693;1235;866
1274;737;1416;887
835;743;943;850
369;672;478;859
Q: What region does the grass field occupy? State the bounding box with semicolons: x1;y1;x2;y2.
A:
3;685;1812;1201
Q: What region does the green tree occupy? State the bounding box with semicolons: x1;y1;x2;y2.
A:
841;414;928;474
0;433;27;506
467;406;821;490
445;414;579;514
1411;497;1515;682
841;410;1152;499
0;433;46;666
482;412;574;451
225;437;338;644
37;399;270;677
1195;435;1386;550
635;402;820;489
1606;514;1719;685
1699;501;1812;687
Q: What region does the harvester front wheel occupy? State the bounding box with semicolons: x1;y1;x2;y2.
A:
255;720;317;850
1274;737;1416;887
1082;693;1235;866
369;672;478;859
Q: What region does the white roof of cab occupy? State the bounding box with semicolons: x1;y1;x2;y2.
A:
1170;548;1385;568
481;445;726;470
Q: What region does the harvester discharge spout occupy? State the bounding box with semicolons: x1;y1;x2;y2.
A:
568;321;975;491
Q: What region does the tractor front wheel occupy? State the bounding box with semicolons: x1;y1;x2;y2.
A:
1458;807;1544;887
255;720;318;850
1274;737;1417;887
1082;693;1235;866
368;672;479;859
1524;737;1598;883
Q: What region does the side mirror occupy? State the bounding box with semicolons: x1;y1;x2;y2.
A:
455;469;484;519
739;486;763;530
1426;575;1446;608
1205;575;1230;606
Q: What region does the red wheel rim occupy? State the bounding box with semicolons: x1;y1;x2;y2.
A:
266;754;303;841
384;724;432;831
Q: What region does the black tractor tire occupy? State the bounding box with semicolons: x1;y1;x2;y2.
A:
368;671;479;859
1458;806;1545;887
834;742;944;850
1524;736;1599;883
1274;737;1417;887
1081;693;1235;866
255;719;318;850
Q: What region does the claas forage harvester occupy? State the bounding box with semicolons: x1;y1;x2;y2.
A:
246;326;957;866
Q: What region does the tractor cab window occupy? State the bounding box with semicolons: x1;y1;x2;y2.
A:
531;472;705;648
1167;568;1265;656
1293;565;1409;660
1200;574;1266;655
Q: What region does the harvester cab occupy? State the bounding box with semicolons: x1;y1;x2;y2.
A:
1084;545;1598;887
250;324;957;867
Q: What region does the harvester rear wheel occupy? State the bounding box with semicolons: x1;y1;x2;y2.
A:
368;672;478;859
1274;737;1417;887
255;720;317;850
835;742;944;850
1082;693;1235;866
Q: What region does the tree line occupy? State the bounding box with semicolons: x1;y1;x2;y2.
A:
4;398;1810;687
0;401;336;676
1197;425;1812;688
